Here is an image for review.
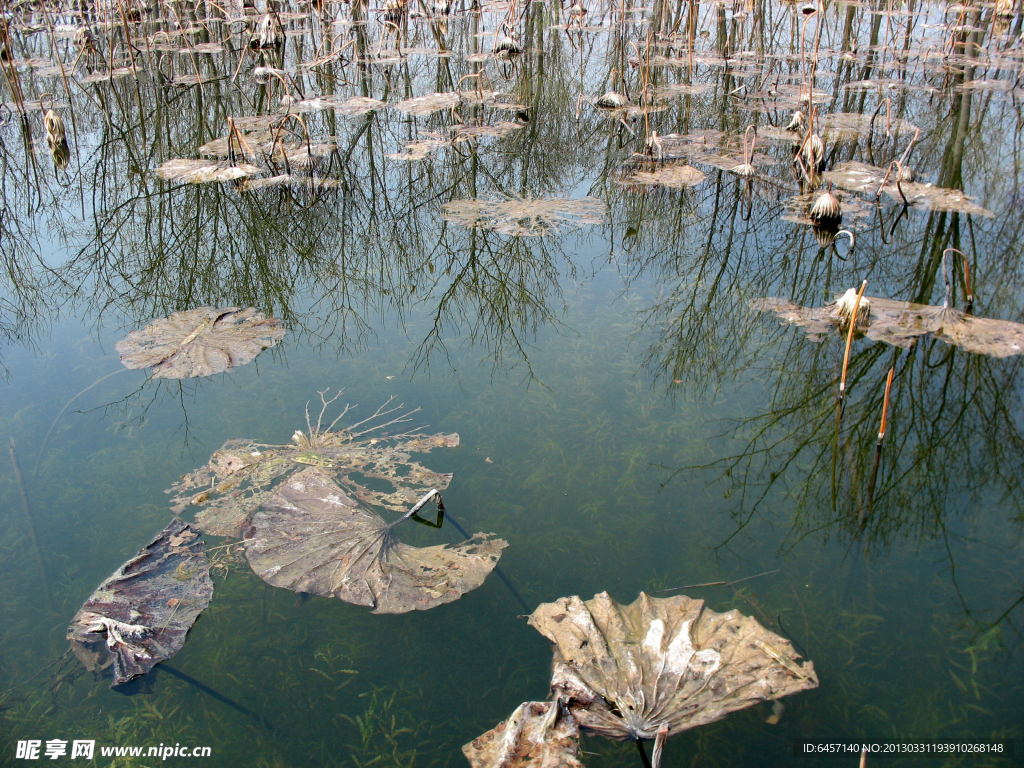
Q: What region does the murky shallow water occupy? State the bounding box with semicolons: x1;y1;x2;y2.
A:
1;0;1023;765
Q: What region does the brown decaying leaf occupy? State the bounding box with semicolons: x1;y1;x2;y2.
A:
463;701;586;768
67;519;213;687
753;295;1024;357
168;395;460;537
115;307;285;379
528;592;818;741
243;468;507;613
441;196;607;237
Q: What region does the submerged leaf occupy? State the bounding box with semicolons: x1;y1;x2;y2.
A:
67;519;213;687
529;592;818;741
115;307;285;379
441;196;606;236
464;701;586;768
753;294;1024;357
243;468;507;613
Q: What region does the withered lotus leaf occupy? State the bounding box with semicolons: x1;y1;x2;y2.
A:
168;402;460;538
528;592;818;741
463;701;586;768
115;307;285;378
753;295;1024;357
441;196;606;237
243;468;507;613
67;519;213;687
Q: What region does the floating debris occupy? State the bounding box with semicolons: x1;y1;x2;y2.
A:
441;196;606;237
67;519;213;687
244;468;507;613
115;307;285;379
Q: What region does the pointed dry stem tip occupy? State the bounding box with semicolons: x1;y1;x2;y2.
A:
839;280;868;397
942;247;972;309
877;366;894;444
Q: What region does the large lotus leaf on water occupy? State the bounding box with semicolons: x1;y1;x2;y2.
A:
528;592;818;741
463;701;586;768
67;519;213;687
441;196;607;237
243;468;507;613
169;430;460;537
753;295;1024;357
823;161;993;216
115;307;285;378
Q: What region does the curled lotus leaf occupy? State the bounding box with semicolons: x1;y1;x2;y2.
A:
156;158;263;183
115;306;285;379
528;592;818;741
168;394;460;537
243;468;507;613
67;519;213;687
441;195;607;237
753;294;1024;357
463;701;586;768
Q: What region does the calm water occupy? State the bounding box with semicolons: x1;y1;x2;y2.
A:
1;0;1022;765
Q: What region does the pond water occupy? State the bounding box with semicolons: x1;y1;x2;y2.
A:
0;0;1022;766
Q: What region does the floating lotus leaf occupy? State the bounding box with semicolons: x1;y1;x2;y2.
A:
387;135;450;161
394;92;461;116
67;519;213;687
441;196;607;237
752;294;1024;357
528;592;818;741
243;468;507;613
115;307;285;379
463;701;586;768
617;163;706;189
168;393;460;536
819;111;919;140
329;96;386;116
238;174;344;192
451;121;524;140
156;158;263;183
824;162;993;216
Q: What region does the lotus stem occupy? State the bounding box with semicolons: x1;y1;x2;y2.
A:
943;247;972;310
9;438;56;614
635;738;653;768
839;279;868;399
877;366;894;445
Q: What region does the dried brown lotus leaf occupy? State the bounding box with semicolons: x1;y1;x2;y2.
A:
463;701;586;768
441;196;606;237
394;92;461;116
618;163;706;189
156;158;263;183
243;468;507;613
753;294;1024;357
529;592;818;741
115;307;285;378
168;407;461;537
67;519;213;687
